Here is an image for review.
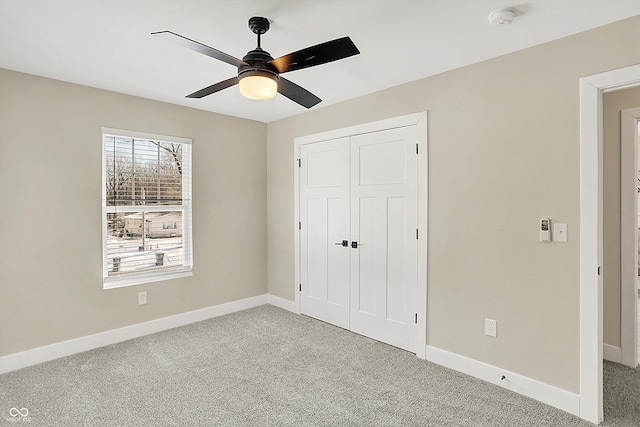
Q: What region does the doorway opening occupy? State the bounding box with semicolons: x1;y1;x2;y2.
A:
636;123;640;367
636;119;640;366
619;106;640;369
580;63;640;424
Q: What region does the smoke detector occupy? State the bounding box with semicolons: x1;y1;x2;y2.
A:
488;8;517;26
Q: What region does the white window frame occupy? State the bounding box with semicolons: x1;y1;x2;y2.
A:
101;127;193;289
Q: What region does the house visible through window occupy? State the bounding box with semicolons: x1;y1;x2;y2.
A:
102;128;193;288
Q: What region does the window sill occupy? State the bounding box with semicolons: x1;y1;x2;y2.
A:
103;268;192;289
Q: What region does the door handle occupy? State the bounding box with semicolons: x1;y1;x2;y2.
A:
334;240;348;247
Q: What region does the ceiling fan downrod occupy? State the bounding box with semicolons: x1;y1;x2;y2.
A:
249;16;270;49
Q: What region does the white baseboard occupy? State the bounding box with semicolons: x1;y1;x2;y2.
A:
603;343;622;363
0;294;268;375
1;293;583;422
425;345;580;418
267;294;297;312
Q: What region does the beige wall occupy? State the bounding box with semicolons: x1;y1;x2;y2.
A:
602;86;640;348
267;15;640;393
0;69;267;356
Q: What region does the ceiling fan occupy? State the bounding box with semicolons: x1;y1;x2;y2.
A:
152;17;360;109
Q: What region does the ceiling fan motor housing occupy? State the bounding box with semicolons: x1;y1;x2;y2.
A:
238;48;279;82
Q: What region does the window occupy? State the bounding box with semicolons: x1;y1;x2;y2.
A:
102;128;192;288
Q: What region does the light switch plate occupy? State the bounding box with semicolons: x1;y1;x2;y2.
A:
553;223;568;242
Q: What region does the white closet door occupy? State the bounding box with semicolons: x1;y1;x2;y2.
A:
299;137;350;328
350;126;418;351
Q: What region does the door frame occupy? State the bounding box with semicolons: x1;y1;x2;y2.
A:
293;111;428;358
620;107;640;368
580;64;640;424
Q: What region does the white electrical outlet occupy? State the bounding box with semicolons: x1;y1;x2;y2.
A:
485;318;497;337
138;291;147;305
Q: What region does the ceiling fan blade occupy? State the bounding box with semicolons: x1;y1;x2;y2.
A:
277;77;321;109
152;31;248;68
186;77;239;98
269;36;360;74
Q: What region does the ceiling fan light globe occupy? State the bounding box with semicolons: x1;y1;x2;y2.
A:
239;74;278;100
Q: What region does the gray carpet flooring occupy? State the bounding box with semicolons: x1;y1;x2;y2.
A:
0;305;638;426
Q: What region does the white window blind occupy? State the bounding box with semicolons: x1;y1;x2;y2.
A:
102;128;193;288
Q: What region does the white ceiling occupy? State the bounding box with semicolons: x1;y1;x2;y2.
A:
2;0;640;123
